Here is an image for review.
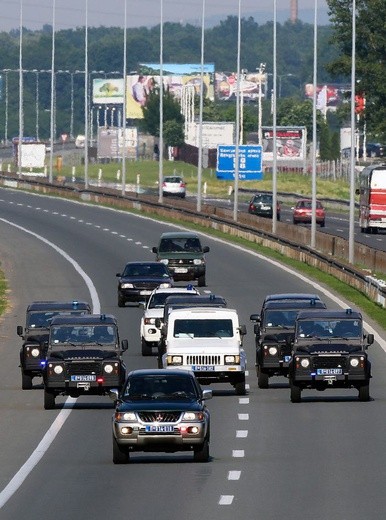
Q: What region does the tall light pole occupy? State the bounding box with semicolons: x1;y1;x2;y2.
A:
240;69;247;145
3;69;11;144
310;0;318;249
121;0;127;196
84;0;89;189
349;0;356;264
272;0;278;234
257;62;266;146
49;0;56;183
158;0;164;203
197;0;205;213
18;0;23;177
233;0;241;222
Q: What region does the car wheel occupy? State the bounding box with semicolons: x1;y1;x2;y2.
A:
193;437;210;462
181;193;186;199
290;383;301;403
117;293;125;307
197;274;206;287
235;378;246;395
320;220;325;228
293;219;298;225
113;436;130;464
257;367;269;389
359;384;370;402
22;371;33;390
141;338;153;356
44;388;56;410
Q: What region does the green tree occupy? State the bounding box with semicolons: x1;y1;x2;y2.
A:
319;121;331;160
327;0;386;139
163;120;185;147
141;88;184;138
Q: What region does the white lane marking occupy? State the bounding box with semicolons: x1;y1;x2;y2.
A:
232;450;245;458
245;370;249;376
219;496;234;505
0;398;76;508
236;430;248;438
111;231;118;235
119;234;126;238
0;218;100;509
238;398;249;404
245;383;250;390
238;413;249;420
103;228;110;231
228;471;241;480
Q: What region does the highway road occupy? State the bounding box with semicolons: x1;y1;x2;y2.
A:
0;187;386;520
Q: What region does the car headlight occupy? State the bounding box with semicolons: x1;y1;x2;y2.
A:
160;259;169;265
104;364;114;374
121;283;134;289
53;365;63;374
225;355;240;364
350;357;360;367
115;411;136;421
31;348;40;357
144;317;156;325
159;283;172;288
268;346;278;356
193;259;203;265
300;358;310;368
167;355;183;365
182;411;204;421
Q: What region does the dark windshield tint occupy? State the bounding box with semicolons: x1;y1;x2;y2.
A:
124;375;197;399
123;264;169;277
174;318;233;338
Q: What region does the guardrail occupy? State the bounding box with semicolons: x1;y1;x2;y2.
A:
1;171;386;308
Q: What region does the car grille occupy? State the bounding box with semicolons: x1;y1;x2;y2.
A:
138;411;182;422
66;362;101;375
168;259;195;267
312;356;347;370
134;282;162;290
187;355;221;365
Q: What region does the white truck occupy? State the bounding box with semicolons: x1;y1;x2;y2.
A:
161;307;247;395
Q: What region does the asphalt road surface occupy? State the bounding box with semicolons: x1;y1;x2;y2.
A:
0;187;385;520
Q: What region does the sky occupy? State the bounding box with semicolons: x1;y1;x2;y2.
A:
0;0;330;32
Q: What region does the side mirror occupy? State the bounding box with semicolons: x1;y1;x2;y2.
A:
109;389;119;402
250;314;260;322
121;339;129;351
202;389;212;400
239;324;247;336
152;246;158;254
203;246;210;253
17;325;23;336
367;333;374;346
116;273;121;277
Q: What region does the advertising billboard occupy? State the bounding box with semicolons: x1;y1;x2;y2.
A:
216;145;263;180
215;71;267;101
185;122;234;148
93;78;124;104
304;83;350;111
260;127;306;161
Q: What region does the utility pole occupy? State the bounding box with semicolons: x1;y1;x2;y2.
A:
257;62;266;145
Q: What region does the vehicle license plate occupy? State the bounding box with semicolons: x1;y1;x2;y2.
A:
193;365;215;371
174;267;188;273
140;290;152;295
145;425;174;432
317;368;342;376
71;375;96;382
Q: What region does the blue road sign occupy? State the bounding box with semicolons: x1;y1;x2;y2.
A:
216;145;263;180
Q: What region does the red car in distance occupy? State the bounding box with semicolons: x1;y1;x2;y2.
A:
292;199;325;227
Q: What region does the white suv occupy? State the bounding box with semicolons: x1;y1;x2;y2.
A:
140;285;199;356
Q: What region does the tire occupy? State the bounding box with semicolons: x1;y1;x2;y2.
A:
117;293;125;307
290;383;302;403
193;437;210;462
257;368;269;389
21;371;33;390
197;274;206;287
359;384;370;402
320;220;325;228
141;338;153;356
44;388;56;410
235;378;246;396
293;219;298;225
113;436;130;464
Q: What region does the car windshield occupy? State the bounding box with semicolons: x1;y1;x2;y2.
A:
159;237;202;253
148;292;195;309
50;325;117;345
297;319;361;338
254;194;272;204
123;264;169;278
124;375;197;400
173;318;233;338
264;310;299;328
164;177;182;183
28;310;86;328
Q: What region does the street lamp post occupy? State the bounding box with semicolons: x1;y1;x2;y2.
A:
257;62;266;145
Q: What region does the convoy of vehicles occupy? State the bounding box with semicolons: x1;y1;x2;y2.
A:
17;300;91;389
357;164;386;233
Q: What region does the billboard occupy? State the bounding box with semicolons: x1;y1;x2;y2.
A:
304;83;351;110
259;127;306;161
216;145;263;180
97;127;138;160
185;122;234;148
215;71;267;101
93;78;124;104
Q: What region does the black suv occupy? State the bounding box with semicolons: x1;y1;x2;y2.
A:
250;297;326;388
17;300;91;390
248;193;281;220
43;314;128;409
152;232;209;287
289;308;374;402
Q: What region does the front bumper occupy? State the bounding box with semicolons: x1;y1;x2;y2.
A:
119;289;153;302
168;265;205;281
